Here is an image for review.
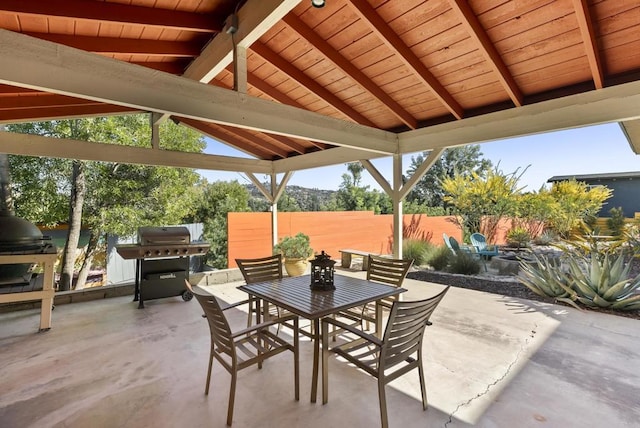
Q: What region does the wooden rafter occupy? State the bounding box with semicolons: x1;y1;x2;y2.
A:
177;117;277;160
282;13;417;129
0;0;221;33
251;41;378;127
572;0;604;89
0;93;104;110
448;0;523;107
348;0;464;120
217;124;291;159
245;74;326;150
24;33;200;57
0;105;137;124
261;133;307;155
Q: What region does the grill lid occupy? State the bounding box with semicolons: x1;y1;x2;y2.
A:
138;226;190;246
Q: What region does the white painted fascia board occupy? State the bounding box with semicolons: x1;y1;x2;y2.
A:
620;120;640;155
183;0;301;83
0;29;395;155
399;80;640;152
0;131;272;173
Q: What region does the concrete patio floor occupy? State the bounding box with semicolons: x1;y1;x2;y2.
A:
1;269;639;428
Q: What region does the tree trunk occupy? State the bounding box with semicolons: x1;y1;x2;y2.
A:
74;230;100;290
59;160;86;291
0;152;14;213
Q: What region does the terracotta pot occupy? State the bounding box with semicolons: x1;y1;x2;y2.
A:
283;258;308;277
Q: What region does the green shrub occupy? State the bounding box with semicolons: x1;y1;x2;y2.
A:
403;239;432;266
425;245;451;271
607;207;625;237
506;227;531;249
447;252;481;275
533;230;557;245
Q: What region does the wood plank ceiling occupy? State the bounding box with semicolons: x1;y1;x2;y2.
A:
0;0;639;169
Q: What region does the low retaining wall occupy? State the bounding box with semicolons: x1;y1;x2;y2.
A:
0;268;244;313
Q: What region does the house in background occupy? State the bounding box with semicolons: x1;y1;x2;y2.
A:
547;171;640;218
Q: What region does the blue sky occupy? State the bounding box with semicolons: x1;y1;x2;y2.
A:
198;122;640;192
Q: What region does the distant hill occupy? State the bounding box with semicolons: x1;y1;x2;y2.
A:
244;184;336;211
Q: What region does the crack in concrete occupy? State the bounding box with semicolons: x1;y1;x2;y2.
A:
443;324;538;428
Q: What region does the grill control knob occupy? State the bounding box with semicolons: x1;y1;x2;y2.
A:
144;250;151;257
183;249;189;254
165;249;171;255
174;249;180;255
155;250;161;256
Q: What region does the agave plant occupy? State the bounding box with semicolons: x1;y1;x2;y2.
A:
518;253;577;308
564;250;640;311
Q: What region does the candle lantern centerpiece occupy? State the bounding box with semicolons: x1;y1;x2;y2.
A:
310;251;336;291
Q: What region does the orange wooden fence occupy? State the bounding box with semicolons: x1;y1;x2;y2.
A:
228;212;471;268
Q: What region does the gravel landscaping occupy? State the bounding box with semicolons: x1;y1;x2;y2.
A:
407;256;640;320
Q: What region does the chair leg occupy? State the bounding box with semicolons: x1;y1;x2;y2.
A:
227;370;237;426
378;379;388;428
321;321;329;404
205;348;214;395
246;296;254;328
294;317;300;401
418;359;428;411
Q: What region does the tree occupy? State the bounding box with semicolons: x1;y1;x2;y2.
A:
190;180;251;269
546;179;612;238
442;167;521;241
334;162;390;213
406;146;493;207
7;114;204;289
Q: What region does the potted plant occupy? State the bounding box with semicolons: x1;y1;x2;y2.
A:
274;232;314;277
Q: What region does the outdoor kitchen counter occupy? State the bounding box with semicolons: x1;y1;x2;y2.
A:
0;252;57;332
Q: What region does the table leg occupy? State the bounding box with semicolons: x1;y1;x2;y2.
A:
375;300;383;337
311;318;320;403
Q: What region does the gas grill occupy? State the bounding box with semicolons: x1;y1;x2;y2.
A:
115;226;210;308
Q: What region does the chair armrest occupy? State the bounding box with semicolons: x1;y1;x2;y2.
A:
231;314;298;338
322;317;383;347
221;299;251;311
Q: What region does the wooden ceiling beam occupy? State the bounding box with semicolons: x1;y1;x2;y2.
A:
0;0;221;33
0;131;272;173
348;0;464;120
572;0;604;89
183;0;301;83
282;13;417;129
251;40;378;127
24;33;200;57
400;80;640;152
448;0;523;107
0;29;396;154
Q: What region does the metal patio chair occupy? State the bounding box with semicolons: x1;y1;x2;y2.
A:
236;254;284;327
336;255;413;332
185;280;299;426
321;286;450;428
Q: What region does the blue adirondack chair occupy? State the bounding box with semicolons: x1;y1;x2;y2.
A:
470;233;500;259
448;236;487;271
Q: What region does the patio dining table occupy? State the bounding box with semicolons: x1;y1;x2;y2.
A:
238;273;405;403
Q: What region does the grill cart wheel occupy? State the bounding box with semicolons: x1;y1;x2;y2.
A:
182;290;194;302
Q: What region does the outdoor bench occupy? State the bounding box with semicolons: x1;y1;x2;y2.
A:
339;249;387;271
